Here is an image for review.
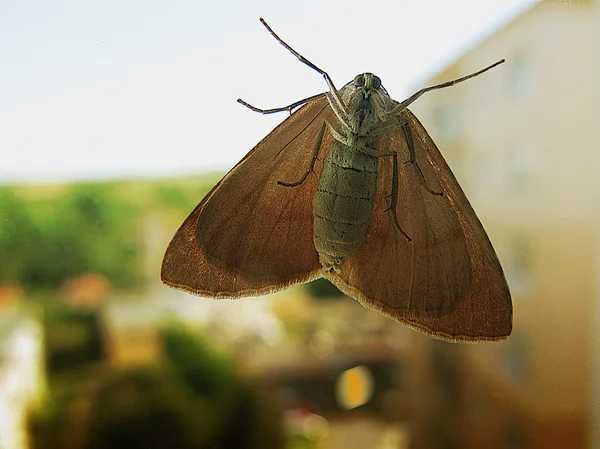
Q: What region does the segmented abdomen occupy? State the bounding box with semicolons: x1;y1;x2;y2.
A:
313;141;378;270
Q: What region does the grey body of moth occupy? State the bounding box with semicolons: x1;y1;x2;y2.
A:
314;73;397;270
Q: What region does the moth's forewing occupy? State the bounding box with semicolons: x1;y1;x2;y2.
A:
327;109;512;342
403;109;512;340
161;96;335;297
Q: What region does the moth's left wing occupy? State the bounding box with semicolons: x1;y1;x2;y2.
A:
162;95;336;298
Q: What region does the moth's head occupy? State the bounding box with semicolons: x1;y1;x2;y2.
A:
353;73;382;95
341;72;390;128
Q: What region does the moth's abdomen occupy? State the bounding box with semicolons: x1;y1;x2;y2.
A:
313;142;378;270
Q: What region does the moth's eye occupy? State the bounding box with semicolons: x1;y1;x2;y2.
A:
354;75;365;86
372;76;382;89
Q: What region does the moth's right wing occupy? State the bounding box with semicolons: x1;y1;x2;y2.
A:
162;95;336;298
328;109;511;342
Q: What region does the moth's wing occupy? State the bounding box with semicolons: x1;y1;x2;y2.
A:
162;95;337;297
326;109;512;342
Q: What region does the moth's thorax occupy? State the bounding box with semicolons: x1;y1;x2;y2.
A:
339;74;393;136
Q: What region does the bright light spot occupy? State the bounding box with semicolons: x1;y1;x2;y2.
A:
302;413;329;440
335;364;374;410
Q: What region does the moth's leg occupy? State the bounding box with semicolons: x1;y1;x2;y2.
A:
368;120;405;137
325;93;351;130
259;19;350;120
360;147;411;242
326;121;350;146
278;122;327;187
238;92;326;115
401;124;443;196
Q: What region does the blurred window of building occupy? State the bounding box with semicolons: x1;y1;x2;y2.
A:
471;151;494;192
507;233;533;293
506;419;527;449
507;142;536;194
505;50;531;97
432;105;459;143
504;333;529;382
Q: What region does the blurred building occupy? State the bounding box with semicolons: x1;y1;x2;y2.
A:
409;0;600;447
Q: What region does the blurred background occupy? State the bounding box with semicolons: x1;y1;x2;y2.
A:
1;0;598;448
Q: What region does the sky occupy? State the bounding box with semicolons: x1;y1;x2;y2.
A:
0;0;537;184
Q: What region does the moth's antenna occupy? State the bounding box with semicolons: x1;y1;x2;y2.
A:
389;59;506;115
258;18;348;118
259;18;336;91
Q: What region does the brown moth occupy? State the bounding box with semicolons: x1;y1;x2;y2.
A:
161;18;512;342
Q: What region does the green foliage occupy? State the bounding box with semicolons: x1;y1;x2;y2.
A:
0;184;142;288
0;188;39;281
162;325;286;449
305;278;345;299
30;324;286;449
286;434;323;449
162;325;236;397
0;176;219;290
84;367;214;449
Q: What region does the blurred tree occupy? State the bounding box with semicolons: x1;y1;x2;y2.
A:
84;368;214;449
162;325;286;449
30;324;286;449
0;184;143;289
0;188;39;282
163;325;236;397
